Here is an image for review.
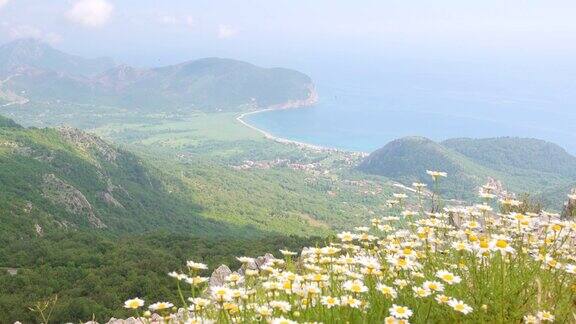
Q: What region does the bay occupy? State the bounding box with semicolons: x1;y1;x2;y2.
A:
245;59;576;154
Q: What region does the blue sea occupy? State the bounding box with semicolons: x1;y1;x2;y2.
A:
246;57;576;154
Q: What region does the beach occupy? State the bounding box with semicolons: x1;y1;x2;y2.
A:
236;108;345;153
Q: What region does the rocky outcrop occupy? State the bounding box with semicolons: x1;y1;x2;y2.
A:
481;177;513;199
104;314;163;324
208;264;232;287
98;191;124;209
562;188;576;219
34;224;44;237
57;126;118;164
210;253;276;285
42;173;107;228
266;84;318;110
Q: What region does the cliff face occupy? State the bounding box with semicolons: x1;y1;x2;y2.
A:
266;84;319;110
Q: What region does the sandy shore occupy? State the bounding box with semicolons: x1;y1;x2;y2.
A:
236;107;368;156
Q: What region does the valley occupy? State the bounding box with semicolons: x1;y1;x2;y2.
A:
0;38;575;323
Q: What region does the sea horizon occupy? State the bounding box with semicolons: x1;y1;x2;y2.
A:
244;65;576;155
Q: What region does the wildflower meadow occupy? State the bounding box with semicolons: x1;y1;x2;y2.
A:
122;171;576;323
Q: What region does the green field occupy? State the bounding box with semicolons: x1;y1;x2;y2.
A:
92;112;397;233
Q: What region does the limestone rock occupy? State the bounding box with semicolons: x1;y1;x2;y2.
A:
98;191;124;209
42;173;107;228
57;126;118;164
255;253;275;268
562;188;576;219
237;253;276;275
209;264;232;287
34;224;44;237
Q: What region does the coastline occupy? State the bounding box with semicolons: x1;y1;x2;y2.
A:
236;91;369;156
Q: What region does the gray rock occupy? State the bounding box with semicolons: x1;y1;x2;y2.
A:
41;173;107;228
209;264;232;287
57;126;118;164
34;224;44;237
255;253;275;268
562;188;576;220
98;191;125;209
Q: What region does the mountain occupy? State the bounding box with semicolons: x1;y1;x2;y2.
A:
0;39;316;112
358;136;576;203
0;115;254;242
357;137;489;197
96;58;316;111
0;38;115;77
442;137;576;178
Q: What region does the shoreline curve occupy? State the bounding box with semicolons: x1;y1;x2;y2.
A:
236;106;368;156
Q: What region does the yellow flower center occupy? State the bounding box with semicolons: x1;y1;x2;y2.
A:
496;240;508;248
351;284;362;292
127;301;140;308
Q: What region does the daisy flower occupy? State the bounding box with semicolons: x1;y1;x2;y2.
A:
447;299;473;314
148;301;174;311
123;297;144;309
321;296;340;308
343;279;369;293
436;270;462;285
187;261;208;270
423;280;445;292
537;310;555;322
389;304;413;319
376;283;398;299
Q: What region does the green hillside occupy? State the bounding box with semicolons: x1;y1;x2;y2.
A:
99;58;315;111
443;137;576;177
357;137;490;199
358;136;576;204
0;230;321;323
0;116;249;242
0;113;393;241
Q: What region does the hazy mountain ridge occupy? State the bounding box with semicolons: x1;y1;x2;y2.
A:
0;39;315;112
0;38;115;77
358;136;576;203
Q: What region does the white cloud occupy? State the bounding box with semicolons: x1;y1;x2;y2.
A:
184;15;195;27
157;14;195;28
217;24;237;39
66;0;114;28
158;15;178;25
0;0;10;9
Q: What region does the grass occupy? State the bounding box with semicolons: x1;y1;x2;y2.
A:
93;112;263;147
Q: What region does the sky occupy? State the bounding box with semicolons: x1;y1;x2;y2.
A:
2;0;576;71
